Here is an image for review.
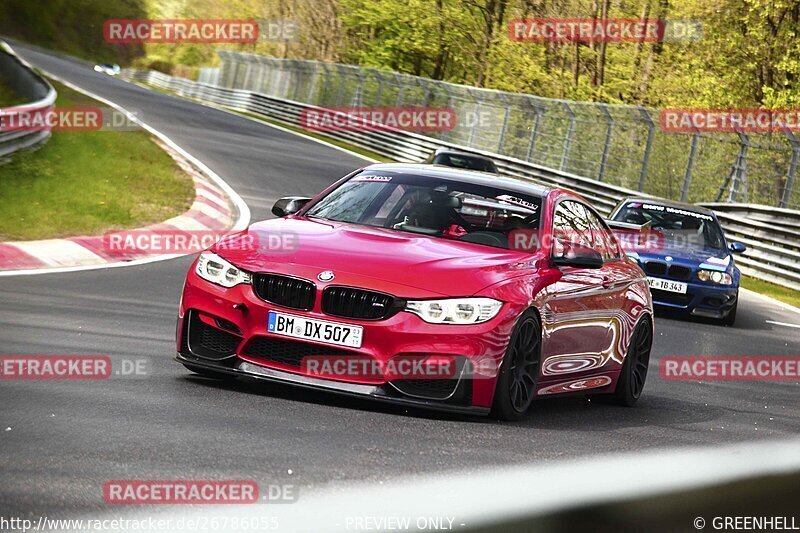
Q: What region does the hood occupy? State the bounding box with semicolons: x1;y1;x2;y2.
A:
638;243;732;270
213;217;542;297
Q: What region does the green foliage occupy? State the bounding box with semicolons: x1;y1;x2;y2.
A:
0;79;194;240
4;0;798;108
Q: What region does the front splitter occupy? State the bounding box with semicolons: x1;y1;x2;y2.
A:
175;353;490;416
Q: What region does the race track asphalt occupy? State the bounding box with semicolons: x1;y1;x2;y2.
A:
2;43;799;518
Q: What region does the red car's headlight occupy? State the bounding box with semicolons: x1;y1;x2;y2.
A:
196;252;251;288
405;298;502;324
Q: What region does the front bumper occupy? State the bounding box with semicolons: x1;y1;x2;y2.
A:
177;267;519;411
651;280;738;319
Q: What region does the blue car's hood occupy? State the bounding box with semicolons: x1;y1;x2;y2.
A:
637;243;733;270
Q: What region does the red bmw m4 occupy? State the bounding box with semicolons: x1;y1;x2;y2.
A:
176;164;653;420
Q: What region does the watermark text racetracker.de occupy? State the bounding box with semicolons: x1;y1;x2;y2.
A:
661;357;800;381
0;356;148;380
104;19;298;43
102;230;298;255
0;107;142;132
103;480;297;504
661;108;800;133
300;107;457;132
508;18;702;43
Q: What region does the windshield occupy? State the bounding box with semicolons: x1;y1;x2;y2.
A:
613;201;726;250
305;172;541;249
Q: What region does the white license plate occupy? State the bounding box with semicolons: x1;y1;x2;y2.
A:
647;277;688;294
267;311;363;348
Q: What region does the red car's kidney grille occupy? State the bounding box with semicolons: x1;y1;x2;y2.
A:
322;286;398;320
244;336;356;368
252;274;316;310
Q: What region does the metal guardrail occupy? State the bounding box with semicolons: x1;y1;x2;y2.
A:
124;69;800;291
0;41;56;158
215;52;800;210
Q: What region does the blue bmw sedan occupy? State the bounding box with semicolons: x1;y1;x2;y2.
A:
610;198;746;326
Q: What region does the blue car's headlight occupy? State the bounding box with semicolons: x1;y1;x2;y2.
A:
196;252;251;288
698;270;733;285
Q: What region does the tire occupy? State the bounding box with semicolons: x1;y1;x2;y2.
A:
722;300;737;326
613;318;652;407
491;310;542;421
182;364;234;381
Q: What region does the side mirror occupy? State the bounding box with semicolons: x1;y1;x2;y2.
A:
551;245;604;269
728;241;746;254
272;196;311;217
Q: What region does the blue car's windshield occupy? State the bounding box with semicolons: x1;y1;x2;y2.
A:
614;201;726;251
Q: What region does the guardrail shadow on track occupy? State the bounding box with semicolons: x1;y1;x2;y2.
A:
0;41;56;158
122;68;800;292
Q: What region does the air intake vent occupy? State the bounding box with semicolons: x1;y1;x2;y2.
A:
244;336;358;367
252;274;316;310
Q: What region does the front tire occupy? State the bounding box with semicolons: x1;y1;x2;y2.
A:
613;318;652;406
491;311;542;421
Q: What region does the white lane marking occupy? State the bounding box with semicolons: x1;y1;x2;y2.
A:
10;240;105;267
766;320;800;329
0;43;251;277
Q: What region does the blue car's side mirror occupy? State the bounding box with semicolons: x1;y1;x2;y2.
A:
729;241;746;254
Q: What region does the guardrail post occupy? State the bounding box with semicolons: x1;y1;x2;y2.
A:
291;62;303;101
637;107;655;191
782;130;799;208
321;63;333;106
598;104;613;181
526;107;542;162
560;102;575;171
305;62;318;104
497;94;511;154
336;65;347;106
681;132;700;202
715;133;749;203
468;98;481;148
374;71;384;106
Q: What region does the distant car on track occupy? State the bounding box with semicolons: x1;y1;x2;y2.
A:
176;164;653;419
610;198;745;325
94;63;121;75
426;148;499;173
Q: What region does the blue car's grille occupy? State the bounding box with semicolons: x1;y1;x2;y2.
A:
644;261;692;281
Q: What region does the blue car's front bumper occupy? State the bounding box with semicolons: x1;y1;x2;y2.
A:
650;281;738;319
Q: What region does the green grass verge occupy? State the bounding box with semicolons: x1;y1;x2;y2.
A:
741;275;800;309
0;78;194;241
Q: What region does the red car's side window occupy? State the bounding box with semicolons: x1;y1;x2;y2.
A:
552;200;619;261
